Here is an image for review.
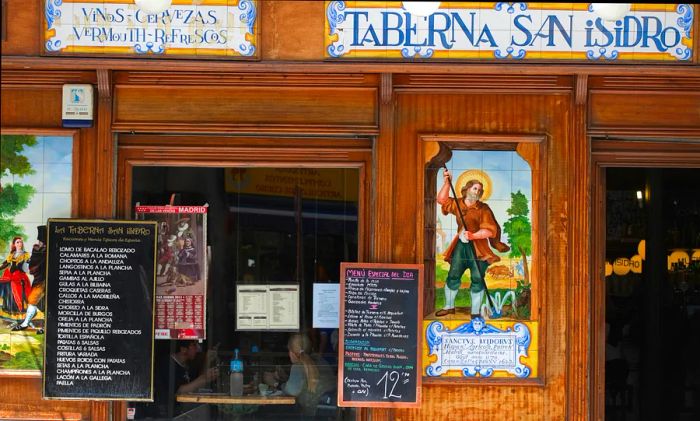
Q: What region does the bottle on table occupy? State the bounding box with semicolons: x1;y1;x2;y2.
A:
230;348;244;397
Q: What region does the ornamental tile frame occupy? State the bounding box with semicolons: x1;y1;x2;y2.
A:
324;2;694;61
43;0;258;58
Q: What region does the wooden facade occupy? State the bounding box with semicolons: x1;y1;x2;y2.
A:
2;2;700;420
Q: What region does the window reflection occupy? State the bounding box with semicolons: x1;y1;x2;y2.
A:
605;168;700;421
128;167;357;420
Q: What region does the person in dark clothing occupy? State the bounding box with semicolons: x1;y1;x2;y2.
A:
134;340;218;419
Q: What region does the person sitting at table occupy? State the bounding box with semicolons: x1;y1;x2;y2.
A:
133;340;219;419
263;333;336;417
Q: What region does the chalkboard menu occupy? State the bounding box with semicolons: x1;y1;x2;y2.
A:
338;263;423;408
43;219;157;400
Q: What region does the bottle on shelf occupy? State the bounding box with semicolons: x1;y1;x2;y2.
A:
230;348;244;397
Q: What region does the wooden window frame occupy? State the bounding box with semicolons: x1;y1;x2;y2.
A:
116;135;372;264
418;134;546;386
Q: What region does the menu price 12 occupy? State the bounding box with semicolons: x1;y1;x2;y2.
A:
339;263;423;408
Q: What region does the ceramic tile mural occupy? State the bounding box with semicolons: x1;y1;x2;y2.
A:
423;150;538;378
44;0;257;57
1;135;73;371
325;2;694;61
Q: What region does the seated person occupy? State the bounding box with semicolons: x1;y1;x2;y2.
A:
263;333;336;417
133;340;219;419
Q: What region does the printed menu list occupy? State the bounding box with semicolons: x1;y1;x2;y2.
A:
339;263;422;408
44;219;157;400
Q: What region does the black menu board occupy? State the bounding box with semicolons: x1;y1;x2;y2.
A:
43;219;157;400
338;262;423;408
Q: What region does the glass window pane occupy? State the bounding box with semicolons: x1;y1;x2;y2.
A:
128;166;357;421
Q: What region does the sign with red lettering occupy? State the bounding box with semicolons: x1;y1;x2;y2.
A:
135;205;208;340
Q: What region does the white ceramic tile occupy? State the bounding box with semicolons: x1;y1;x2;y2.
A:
566;30;589;55
22;223;42;244
19;139;44;165
511;171;532;195
43;164;72;193
513;154;530;171
445;22;479;53
326;28;353;57
486;171;511;201
489;30;514;57
43;137;73;163
480;7;511;31
15;171;44;192
51;0;73;28
14;196;44;223
483;151;512;171
451;151;483;171
43;193;72;220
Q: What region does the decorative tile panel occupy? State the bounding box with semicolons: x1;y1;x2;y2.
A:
325;2;694;62
44;0;258;58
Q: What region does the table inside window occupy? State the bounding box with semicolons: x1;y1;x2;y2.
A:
176;393;295;405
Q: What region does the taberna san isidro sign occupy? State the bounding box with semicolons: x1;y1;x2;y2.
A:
44;0;257;58
325;2;694;61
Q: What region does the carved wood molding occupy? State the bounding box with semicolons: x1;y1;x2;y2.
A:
1;0;7;42
115;71;379;87
111;123;380;136
373;72;395;262
380;73;393;105
575;74;588;105
567;96;590;419
96;69;111;100
393;74;573;92
140;146;359;162
5;56;700;77
589;75;700;91
0;70;96;86
588;128;700;138
95;68;114;218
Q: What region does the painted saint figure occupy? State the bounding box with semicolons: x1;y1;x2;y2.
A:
435;169;509;318
0;236;31;315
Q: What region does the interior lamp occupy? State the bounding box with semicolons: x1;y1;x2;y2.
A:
402;1;441;17
134;0;173;14
591;4;631;22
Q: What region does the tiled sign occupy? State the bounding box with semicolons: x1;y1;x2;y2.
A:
325;2;694;61
44;0;257;58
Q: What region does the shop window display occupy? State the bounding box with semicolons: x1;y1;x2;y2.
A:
128;166;357;420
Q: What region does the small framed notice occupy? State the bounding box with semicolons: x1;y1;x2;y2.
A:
236;284;299;331
312;283;340;329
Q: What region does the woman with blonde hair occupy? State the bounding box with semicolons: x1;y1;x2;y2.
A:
265;333;336;417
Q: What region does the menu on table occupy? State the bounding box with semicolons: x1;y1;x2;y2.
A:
338;263;423;408
43;219;157;400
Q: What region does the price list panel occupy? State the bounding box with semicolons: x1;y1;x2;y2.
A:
43;219;157;400
339;263;423;408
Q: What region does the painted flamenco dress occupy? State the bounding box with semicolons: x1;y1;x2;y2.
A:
0;241;31;316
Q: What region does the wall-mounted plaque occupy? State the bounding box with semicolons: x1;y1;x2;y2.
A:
43;219;157;400
325;2;693;62
338;263;423;408
44;0;258;58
